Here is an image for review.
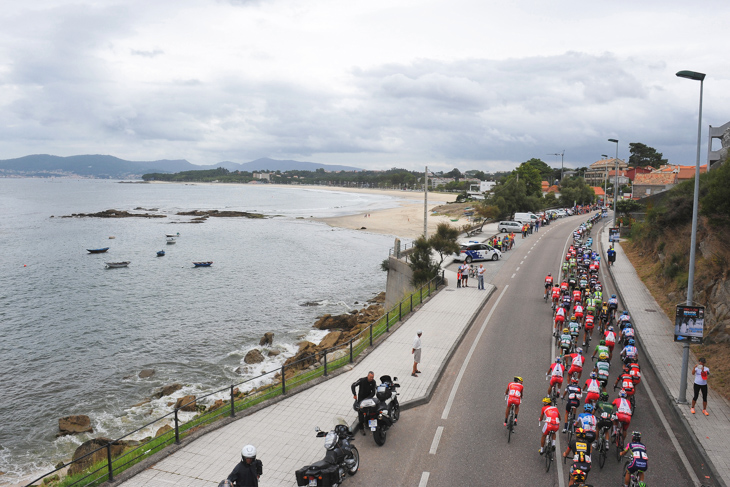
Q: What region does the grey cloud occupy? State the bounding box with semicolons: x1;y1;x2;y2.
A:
131;48;164;57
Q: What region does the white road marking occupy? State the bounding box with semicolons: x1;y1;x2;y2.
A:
442;285;510;420
429;426;444;454
516;267;520;271
520;260;524;265
511;273;516;279
419;472;430;487
528;250;531;254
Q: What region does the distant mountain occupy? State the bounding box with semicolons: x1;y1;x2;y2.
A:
0;154;362;178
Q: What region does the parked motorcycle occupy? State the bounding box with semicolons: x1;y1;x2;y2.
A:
295;423;359;487
355;375;400;446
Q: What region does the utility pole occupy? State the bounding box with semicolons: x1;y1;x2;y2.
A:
424;166;428;239
548;151;565;181
602;154;609;206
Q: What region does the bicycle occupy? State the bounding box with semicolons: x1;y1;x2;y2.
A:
505;397;516;443
547;374;560;405
614;423;626;462
565;405;577;448
544;428;557;472
623;459;645;487
597;425;610;468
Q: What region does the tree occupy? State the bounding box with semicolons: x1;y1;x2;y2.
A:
523;158;554;181
443;168;463;179
429;223;460;267
628;142;668;168
408;237;440;286
516;162;543;197
616;199;641;218
559;177;595;206
700;156;730;223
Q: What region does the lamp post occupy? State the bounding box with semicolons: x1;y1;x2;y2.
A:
548;151;565;181
602;154;609;206
676;69;705;404
608;139;619;227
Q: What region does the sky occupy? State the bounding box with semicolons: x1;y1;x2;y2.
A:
1;0;729;172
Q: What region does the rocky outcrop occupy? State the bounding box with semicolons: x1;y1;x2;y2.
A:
68;438;133;475
244;349;265;364
706;278;730;343
283;341;319;372
259;333;274;346
138;369;155;379
267;349;281;357
153;383;183;398
175;210;265;219
368;291;386;304
155;425;173;438
174;395;197;411
57;415;93;437
317;331;342;351
314;314;358;330
62;209;165;218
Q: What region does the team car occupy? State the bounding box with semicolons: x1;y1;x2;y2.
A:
453;241;502;263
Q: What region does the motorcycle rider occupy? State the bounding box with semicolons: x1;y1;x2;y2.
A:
351;371;377;435
227;445;263;487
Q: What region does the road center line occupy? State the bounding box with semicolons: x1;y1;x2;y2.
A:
520;260;524;265
511;273;516;279
442;285;510;420
516;267;520;271
429;426;444;454
418;471;430;487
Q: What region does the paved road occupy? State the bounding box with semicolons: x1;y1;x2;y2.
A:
346;215;706;487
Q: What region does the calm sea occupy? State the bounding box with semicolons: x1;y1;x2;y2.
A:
0;179;404;484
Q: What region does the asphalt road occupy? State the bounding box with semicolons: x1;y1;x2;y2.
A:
344;214;712;487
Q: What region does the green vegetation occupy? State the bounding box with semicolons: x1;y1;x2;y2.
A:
143;167;252;183
628;142;668;168
408;236;441;286
429;222;461;268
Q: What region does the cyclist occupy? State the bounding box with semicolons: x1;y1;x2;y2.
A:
572;288;582;304
594;353;611;392
608;294;619;319
560;327;574;356
621;339;639;365
576;403;598;447
614;365;636;399
604;326;617;360
612;390;633;438
618;310;632;329
573;301;584;323
621;431;648;487
599;301;609;332
551;284;561;308
595;391;614;451
547;357;565;397
562;375;582;433
628;361;642;387
582;312;595;347
561;261;570;277
504;376;524;427
584;372;602;406
565;348;585;380
564;429;592;486
544;273;554;299
584;297;596;321
593;288;603;303
568;467;589;487
539;397;561;455
555;306;567;336
568;316;581;344
621;322;636;345
590;339;609;361
560;279;570;293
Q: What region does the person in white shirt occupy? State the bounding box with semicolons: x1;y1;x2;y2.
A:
691;357;711;416
477;264;486;290
412;330;422;377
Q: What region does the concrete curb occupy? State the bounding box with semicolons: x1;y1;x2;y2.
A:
600;226;727;487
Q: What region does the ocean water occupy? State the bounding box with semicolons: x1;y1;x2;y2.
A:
0;179;404;485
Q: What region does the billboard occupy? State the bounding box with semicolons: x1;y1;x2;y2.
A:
674;305;705;344
609;227;620;242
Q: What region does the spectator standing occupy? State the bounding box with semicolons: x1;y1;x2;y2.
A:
461;263;470;287
691;358;711;415
412;331;423;377
509;233;515;249
536;219;540;232
477;264;485;290
529;221;534;234
456;267;462;288
607;246;616;267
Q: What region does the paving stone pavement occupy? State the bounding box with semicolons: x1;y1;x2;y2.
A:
118;266;495;487
601;226;730;486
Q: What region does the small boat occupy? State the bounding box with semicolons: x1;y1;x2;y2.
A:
157;250;165;257
87;247;110;254
450;219;459;222
193;261;213;267
166;233;180;238
166;237;176;244
108;236;115;239
106;261;130;268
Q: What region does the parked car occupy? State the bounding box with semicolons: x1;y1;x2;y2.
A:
514;212;538;224
498;221;523;233
453;242;501;263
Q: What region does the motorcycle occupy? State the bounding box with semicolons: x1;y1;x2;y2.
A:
295;423;359;487
355;375;401;446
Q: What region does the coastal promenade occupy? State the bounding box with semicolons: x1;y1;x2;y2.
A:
117;250;502;485
602;226;730;487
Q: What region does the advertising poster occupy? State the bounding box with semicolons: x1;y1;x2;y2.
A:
674;305;705;344
609;227;620;242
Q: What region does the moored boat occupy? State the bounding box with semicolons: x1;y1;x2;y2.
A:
166;237;176;244
105;261;130;268
87;247;110;254
165;232;180;238
193;261;213;267
157;250;165;257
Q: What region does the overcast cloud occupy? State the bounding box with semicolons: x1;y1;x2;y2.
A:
1;0;728;172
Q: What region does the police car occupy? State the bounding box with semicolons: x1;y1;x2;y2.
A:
453;241;501;263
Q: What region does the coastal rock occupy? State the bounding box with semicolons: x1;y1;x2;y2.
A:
267;349;281;357
153;383;183;398
259;332;274;346
62;209;166;219
313;314;358;331
139;369;155;379
317;331;343;351
175;209;265;219
57;415;93;437
155;425;173;438
174;395;197;412
244;349;265;364
68;438;132;475
132;399;151;407
208;399;226;412
284;341;318;371
368;291;386;304
300;301;322;306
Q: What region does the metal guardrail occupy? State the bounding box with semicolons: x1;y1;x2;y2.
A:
25;274;445;487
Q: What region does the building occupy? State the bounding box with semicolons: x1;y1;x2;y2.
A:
430;177;454;188
633;173;678;197
590;186;606;203
253;172;271;181
584;158;628;186
652;164;707;183
625;166;652;182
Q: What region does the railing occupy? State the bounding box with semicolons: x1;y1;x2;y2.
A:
25;274;445;487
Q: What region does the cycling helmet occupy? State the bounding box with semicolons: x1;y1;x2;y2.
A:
556;356;562;363
514;376;523;383
624;322;632;328
241;444;257;462
628;339;635;346
599;339;606;345
575;427;586;440
622;310;629;315
612;294;617;298
570;315;577;321
584;403;594;413
576;348;583;354
619;389;627;398
608;326;614;332
548;273;552;276
599;391;609;401
542;397;552;405
563;328;569;334
603;301;608;305
590;372;597;379
571;375;579;383
632;431;642;442
598;352;609;360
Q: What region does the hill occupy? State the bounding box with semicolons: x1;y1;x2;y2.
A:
0;154;362;179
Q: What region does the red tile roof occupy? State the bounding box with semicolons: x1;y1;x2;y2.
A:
634;173;677;186
590;186;605;196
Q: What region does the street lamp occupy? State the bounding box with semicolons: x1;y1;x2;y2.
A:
602;154;609;205
676;69;705;404
548;151;565;181
608;139;619;227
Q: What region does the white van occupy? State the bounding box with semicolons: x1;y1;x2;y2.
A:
513;212;538;224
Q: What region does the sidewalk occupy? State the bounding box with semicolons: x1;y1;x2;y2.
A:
118;274;494;486
601;226;730;487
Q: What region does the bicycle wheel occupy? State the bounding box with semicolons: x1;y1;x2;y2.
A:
545;440;553;472
507;407;515;443
616;429;624;462
598;440;607;468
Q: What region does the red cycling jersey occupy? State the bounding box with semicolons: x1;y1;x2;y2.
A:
545;276;554;285
506;382;523;407
541;405;561;433
551;286;561;299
